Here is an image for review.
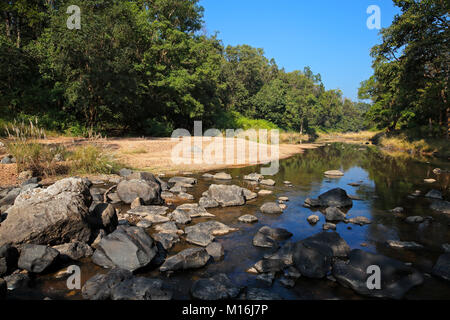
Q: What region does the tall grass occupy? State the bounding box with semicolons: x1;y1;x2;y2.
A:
68;144;120;174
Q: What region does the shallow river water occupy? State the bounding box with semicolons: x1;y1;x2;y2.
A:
11;143;450;300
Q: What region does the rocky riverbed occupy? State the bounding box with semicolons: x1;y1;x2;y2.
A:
0;143;449;300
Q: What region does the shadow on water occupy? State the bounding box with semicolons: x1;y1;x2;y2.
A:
25;143;450;300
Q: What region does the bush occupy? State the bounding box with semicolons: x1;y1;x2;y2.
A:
68;144;120;174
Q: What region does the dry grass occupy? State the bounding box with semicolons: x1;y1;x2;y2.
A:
317;131;379;143
379;135;450;157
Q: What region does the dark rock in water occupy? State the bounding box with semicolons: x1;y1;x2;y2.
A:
323;223;336;230
307;215;320;224
260;202;283;214
160;248;210;272
256;272;275;286
186;231;214;247
205;184;246;207
0;178;93;246
88;203;118;233
52;242;93;261
293;232;350;278
3;272;30;291
82;268;133;300
284;266;301;279
92;225;158;272
206;242;224;261
153;233;180;251
117;179;162;205
405;216;424;224
425;190;443;200
18;244;59;273
325;207;346;222
245;288;281;300
168;209;192;225
0;244;19;276
432;253;450;281
430;200;450;214
332;249;424;299
279;277;296;288
386;240;424;251
253;226;292;248
0;278;6;299
253;259;286;273
191;274;241;300
347;216;372;226
111;277;172;300
304;188;353;208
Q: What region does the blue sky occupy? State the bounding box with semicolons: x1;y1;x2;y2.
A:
199;0;401;101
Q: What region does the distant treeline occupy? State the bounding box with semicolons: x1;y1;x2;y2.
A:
2;0;368;136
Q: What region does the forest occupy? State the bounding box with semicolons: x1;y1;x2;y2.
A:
0;0;448;138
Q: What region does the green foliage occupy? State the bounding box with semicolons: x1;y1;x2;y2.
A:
68;144;120;174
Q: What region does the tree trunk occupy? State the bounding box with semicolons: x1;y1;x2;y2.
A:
16;16;21;48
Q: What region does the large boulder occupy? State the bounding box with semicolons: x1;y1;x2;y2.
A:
293;232;350;278
205;185;246;207
82;268;133;300
432;253;450;281
304;188;353;208
260;202;283;214
185;221;238;237
168;177;197;185
0;178;93;246
92;225;158;271
253;226;292;248
111;277;172;300
18;244;59;273
116;179;162;205
88;203;118;233
332;249;424;299
53;241;93;261
160;248;210;272
0;244;19;276
191;274;240;300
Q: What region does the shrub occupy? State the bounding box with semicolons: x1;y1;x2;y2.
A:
68;144;120;174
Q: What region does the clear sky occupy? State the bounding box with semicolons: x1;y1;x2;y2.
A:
199;0;401;101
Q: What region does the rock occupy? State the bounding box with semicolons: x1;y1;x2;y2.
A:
90;187;107;202
141;214;170;225
92;225;158;271
258;190;273;196
284;266;301;279
198;197;219;208
3;272;30;291
243;173;263;182
432;253;450;281
18;170;33;182
168;209;192;225
176;203;215;218
185;221;237;236
253;259;286;274
154;222;183;235
430;200;450;214
405;216;424;224
18;244;59;273
0;156;12;164
260;179;275;186
425;190;443;200
390;207;404;214
213;172;232;180
256;272;275;286
293;232;350;278
111;277;172;300
127;205;169;217
324;170;344;177
186;232;215;247
238;214;258;223
325;207;346;222
332;249;424;299
0;178;94;246
107;192;121;204
117;179;162;205
323;223;336;230
136;220;152;228
242;188;258;200
91;229;106;249
264;242;295;266
161;191;175;199
119;168;133;177
191;274;240;300
347;216;372;226
169;183;187;193
168;177;197;185
89;203;118;233
0;244;19;276
279;197;289;202
424;179;436;183
178;192;194;200
82;268;133;300
284;181;292;185
304;188;353;208
53;242;93;261
307;215;320;225
245;288;281;300
0;278;5;299
153;233;180;251
442;244;450;253
279;204;287;210
279;277;296;288
206;184;246;207
130;197;144;209
206;242;224;261
348;182;362;187
253;226;292;248
386;240;424;250
260;202;283;214
202;173;214;178
160;248;210;272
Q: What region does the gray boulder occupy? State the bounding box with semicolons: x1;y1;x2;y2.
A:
53;241;93;261
260;179;275;186
325;207;346;222
18;244;59;273
160;248;210;272
92;225;158;271
304;188;353;208
82;268;133;300
153;233;180;251
111;277;172;300
0;188;21;207
253;226;292;248
88;203;118;233
332;249;424;299
347;216;372;226
206;184;246;207
430;200;450;214
117;179;162;205
238;214;258;223
206;242;224;261
0;244;19;276
191;274;240;300
425;189;443;200
260;202;283;214
432;253;450;281
213;172;232;180
168;177;197;185
198;197;220;208
168;209;192;225
3;272;30;291
243;173;263;182
186;231;215;247
0;178;93;246
185;221;237;236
